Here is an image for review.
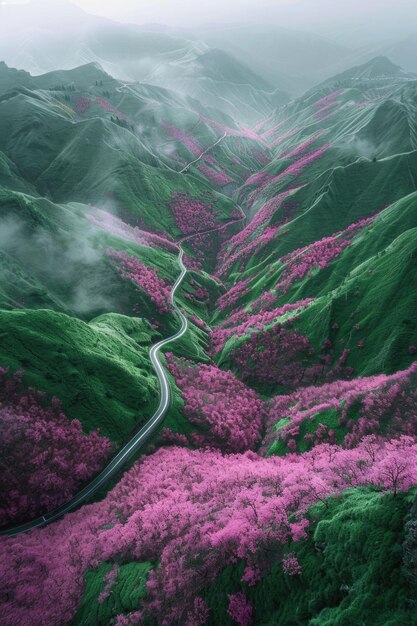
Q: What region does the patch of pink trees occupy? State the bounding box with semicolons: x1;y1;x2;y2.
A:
106;249;172;313
3;437;417;625
0;368;111;527
228;593;253;626
211;300;315;354
162;122;204;158
312;89;343;120
245;145;328;209
75;97;92;114
217;226;283;278
273;217;374;297
185;284;210;305
278;132;323;160
242;170;273;190
218;189;297;269
217;277;253;312
189;314;209;331
263;362;417;453
197;165;234;187
166;354;264;452
230;321;313;388
88;208;177;252
168;192;218;234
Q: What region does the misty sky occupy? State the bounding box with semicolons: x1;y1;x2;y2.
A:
2;0;417;34
61;0;417;33
52;0;299;25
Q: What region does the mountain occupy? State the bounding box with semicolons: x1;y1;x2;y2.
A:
0;0;284;123
309;55;415;90
383;33;417;74
192;23;352;94
1;46;417;626
193;23;417;95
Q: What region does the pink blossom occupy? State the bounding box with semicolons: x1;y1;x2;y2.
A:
311;89;343;120
168;193;218;235
210;300;314;354
3;438;417;625
227;593;253;626
166;354;264;452
75;97;92;114
0;368;111;526
282;553;302;576
162;122;204;157
106;249;172;313
198;165;234;187
263;362;417;453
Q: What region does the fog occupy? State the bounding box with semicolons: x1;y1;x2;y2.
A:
1;0;417;94
1;0;417;37
0;213;118;317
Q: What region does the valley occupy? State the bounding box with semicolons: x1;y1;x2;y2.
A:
1;14;417;624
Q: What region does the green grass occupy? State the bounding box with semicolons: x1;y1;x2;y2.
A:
0;309;159;444
216;193;417;388
74;561;151;626
203;489;415;625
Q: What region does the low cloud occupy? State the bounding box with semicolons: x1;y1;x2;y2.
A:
0;213;115;317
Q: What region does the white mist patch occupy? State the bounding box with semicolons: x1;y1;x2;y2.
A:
0;212;116;316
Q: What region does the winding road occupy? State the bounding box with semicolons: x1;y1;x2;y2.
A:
0;212;246;537
179;132;227;173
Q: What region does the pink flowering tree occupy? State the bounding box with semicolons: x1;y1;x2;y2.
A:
210;299;314;355
273;217;374;297
106;249;172;314
198;165;234;187
168;192;218;235
0;367;112;526
227;593;253;626
166;354;265;452
282;553;302;576
263;362;417;454
2;438;417;625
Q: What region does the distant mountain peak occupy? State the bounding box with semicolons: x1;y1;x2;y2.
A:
362;55;404;76
306;54;411;97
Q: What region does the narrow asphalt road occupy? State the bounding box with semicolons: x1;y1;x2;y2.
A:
0;210;246;537
179;132;227;173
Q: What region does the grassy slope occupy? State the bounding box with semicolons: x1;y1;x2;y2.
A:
228;149;417;284
0;310;158;444
0;70;239;236
0;187;181;316
204;489;414;626
74;561;151;626
217;193;417;386
76;489;416;625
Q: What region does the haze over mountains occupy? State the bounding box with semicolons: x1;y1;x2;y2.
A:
2;0;417;95
1;1;417;625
